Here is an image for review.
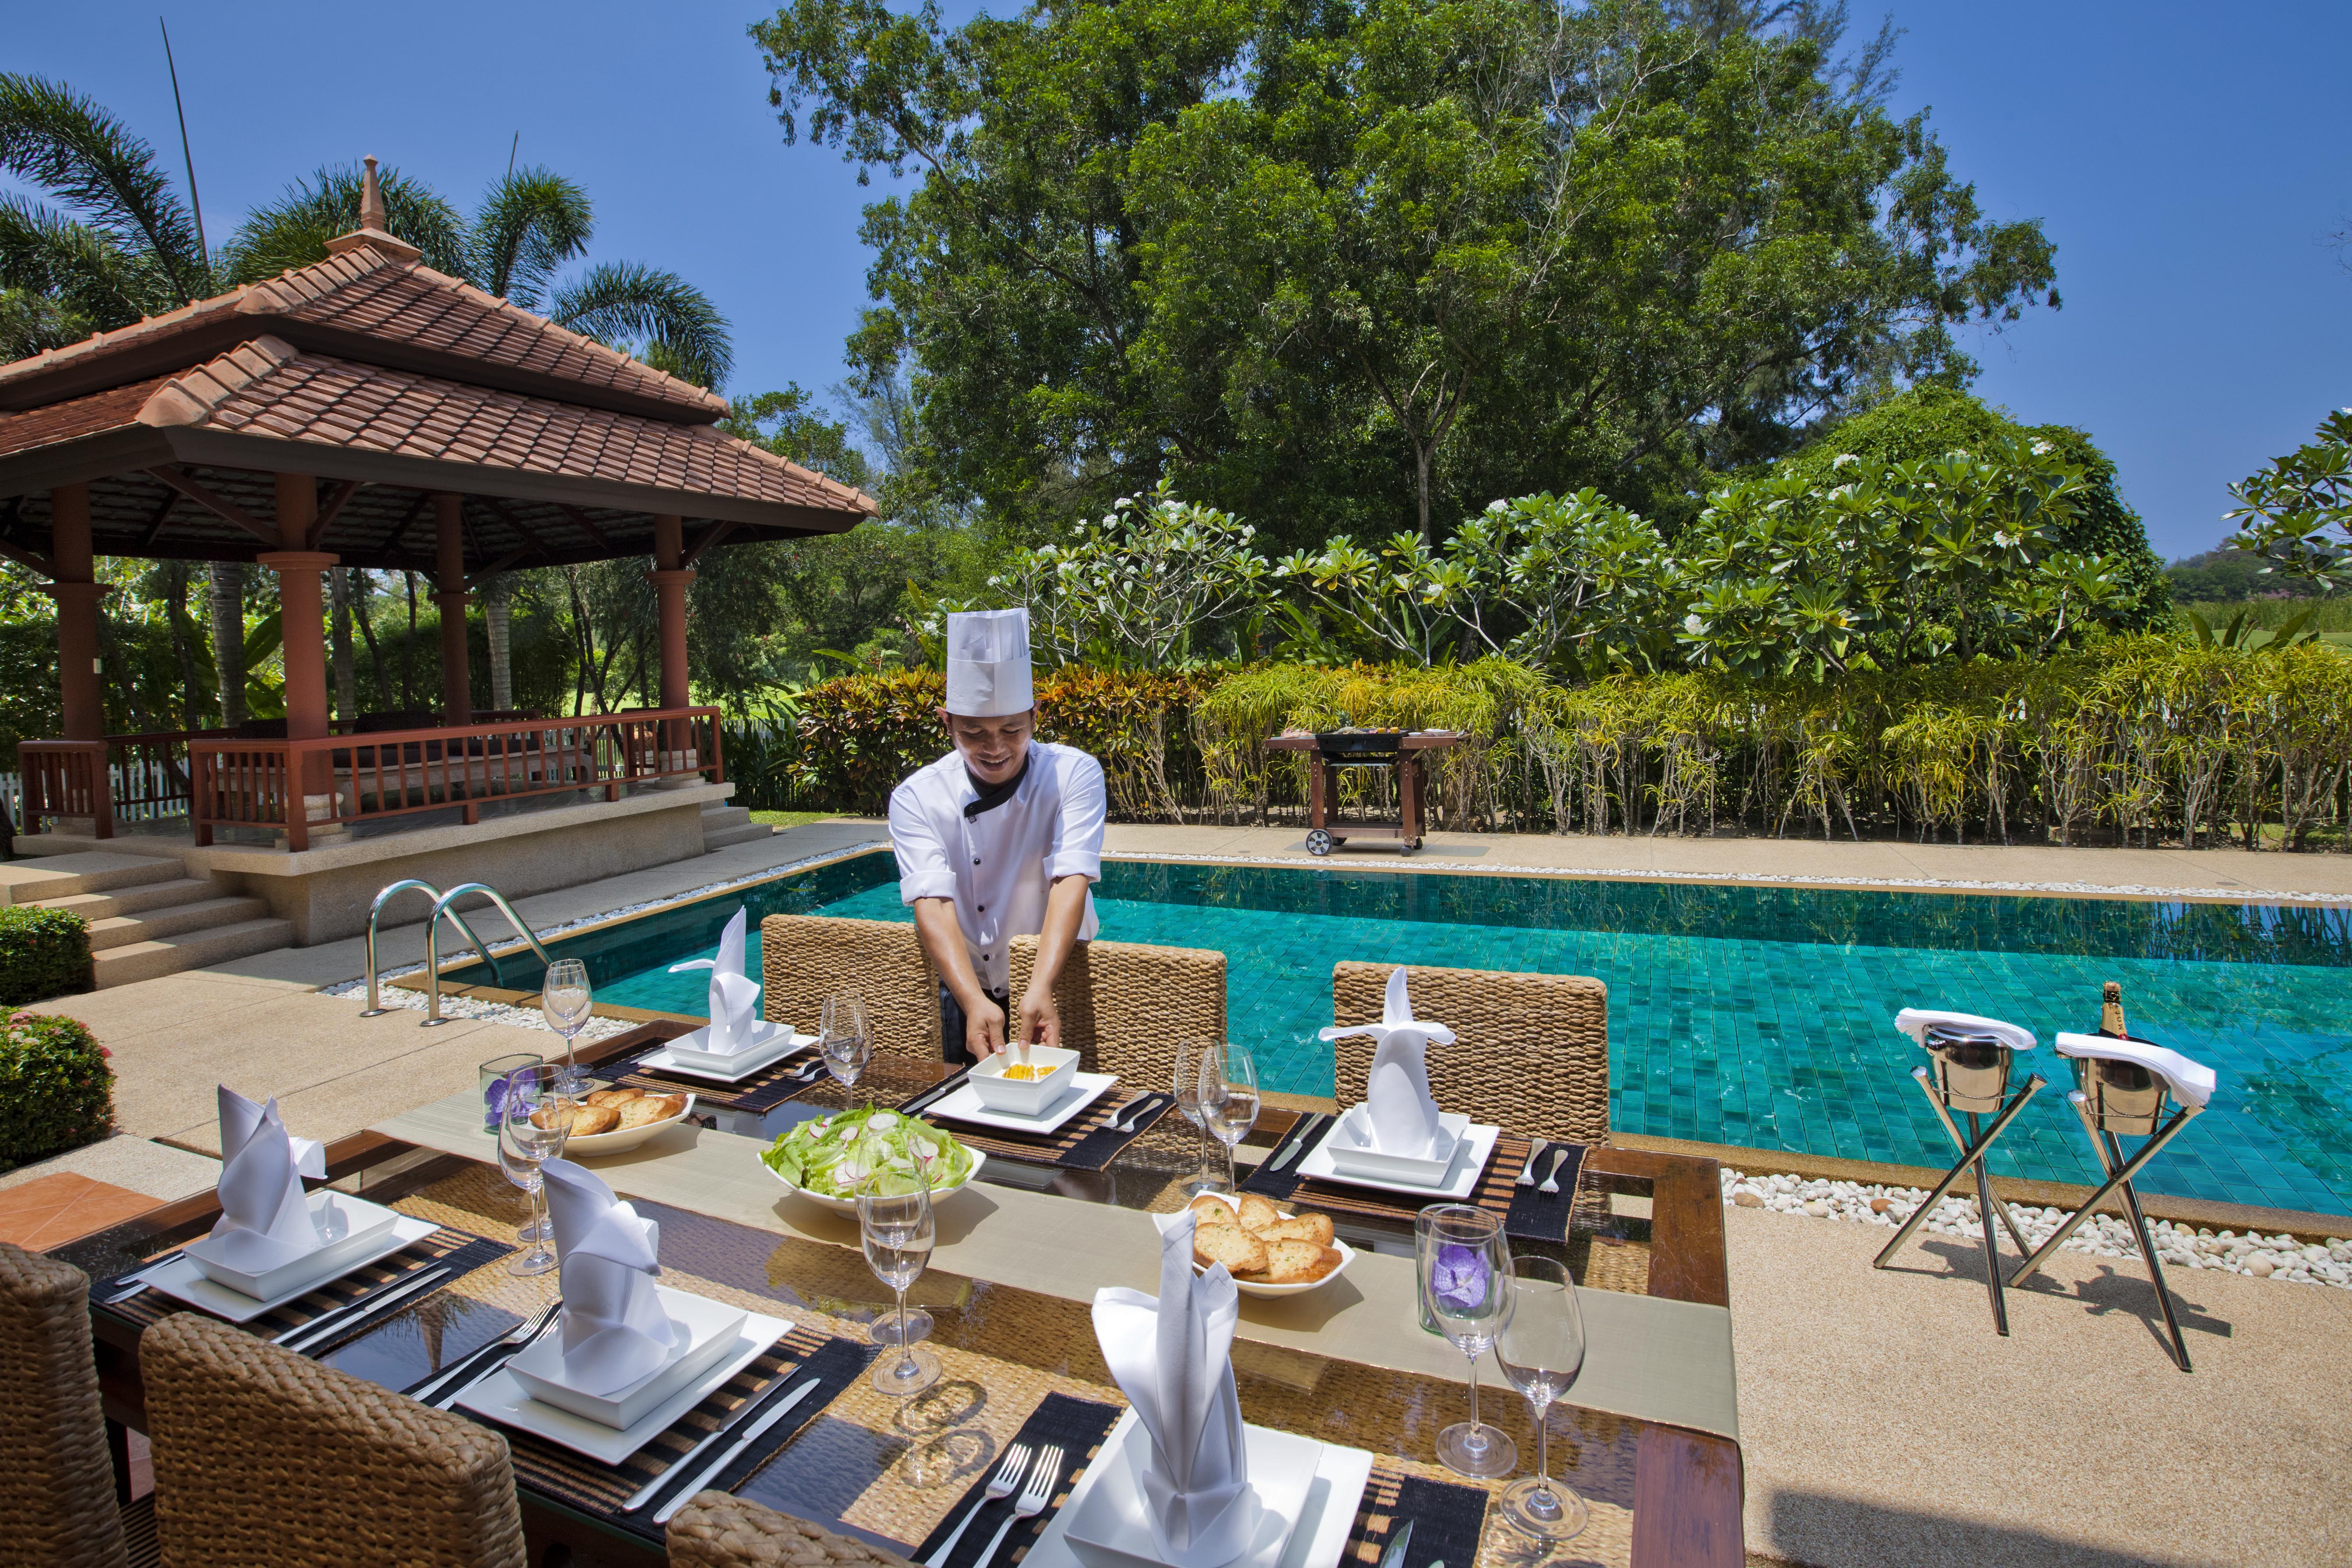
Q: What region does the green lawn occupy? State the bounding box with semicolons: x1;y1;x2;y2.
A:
748;810;848;828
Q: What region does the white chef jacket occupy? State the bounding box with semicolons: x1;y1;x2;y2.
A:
889;740;1106;993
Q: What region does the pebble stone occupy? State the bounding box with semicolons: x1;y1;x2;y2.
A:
1717;1166;2352;1291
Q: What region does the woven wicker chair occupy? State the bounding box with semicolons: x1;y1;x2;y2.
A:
1331;961;1609;1144
0;1243;138;1568
667;1492;915;1567
1008;935;1226;1081
761;914;941;1061
138;1311;525;1568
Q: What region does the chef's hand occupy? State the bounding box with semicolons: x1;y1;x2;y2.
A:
964;993;1008;1061
1017;989;1062;1053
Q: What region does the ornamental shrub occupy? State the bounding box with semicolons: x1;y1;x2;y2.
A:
0;1010;115;1173
0;905;92;1006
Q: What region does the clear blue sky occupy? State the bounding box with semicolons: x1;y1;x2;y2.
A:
7;1;2346;560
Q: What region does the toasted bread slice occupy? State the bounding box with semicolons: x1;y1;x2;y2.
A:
1255;1213;1335;1247
1188;1194;1240;1226
615;1093;687;1129
1193;1221;1269;1276
1260;1238;1329;1284
537;1103;618;1136
585;1088;643;1108
1234;1193;1285;1233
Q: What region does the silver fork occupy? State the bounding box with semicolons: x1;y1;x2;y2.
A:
421;1299;561;1408
1538;1147;1573;1194
922;1442;1031;1568
976;1445;1061;1568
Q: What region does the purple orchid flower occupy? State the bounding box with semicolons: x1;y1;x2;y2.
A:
483;1076;512;1131
1430;1243;1490;1312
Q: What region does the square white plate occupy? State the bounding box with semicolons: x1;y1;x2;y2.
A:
508;1285;748;1429
637;1028;814;1082
1293;1117;1500;1200
1033;1408;1373;1568
1322;1105;1463;1185
460;1304;791;1465
144;1214;441;1322
181;1190;403;1299
926;1071;1119;1135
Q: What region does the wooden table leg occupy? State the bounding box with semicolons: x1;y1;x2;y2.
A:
1309;757;1328;829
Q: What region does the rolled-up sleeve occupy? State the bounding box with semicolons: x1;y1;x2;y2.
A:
889;779;960;904
1048;751;1107;882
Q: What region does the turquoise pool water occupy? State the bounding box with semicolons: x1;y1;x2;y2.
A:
457;851;2352;1216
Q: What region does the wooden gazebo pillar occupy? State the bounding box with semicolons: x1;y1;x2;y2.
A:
648;513;696;768
256;472;339;831
433;494;473;723
46;483;104;743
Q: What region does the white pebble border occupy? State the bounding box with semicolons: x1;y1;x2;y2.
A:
1718;1166;2352;1289
317;979;640;1041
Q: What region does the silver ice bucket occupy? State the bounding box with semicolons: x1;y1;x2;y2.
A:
2071;1053;2172;1137
1921;1025;2018;1115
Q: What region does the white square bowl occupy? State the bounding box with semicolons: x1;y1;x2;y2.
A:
968;1044;1081;1117
1322;1103;1464;1185
661;1020;800;1071
1062;1409;1326;1568
508;1285;748;1430
180;1190;404;1301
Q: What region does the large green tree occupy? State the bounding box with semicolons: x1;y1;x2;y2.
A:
755;0;2059;548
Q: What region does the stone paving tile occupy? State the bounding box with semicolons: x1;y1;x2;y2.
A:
0;1172;158;1250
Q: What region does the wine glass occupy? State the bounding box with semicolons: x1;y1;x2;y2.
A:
1200;1042;1260;1195
1493;1255;1589;1541
822;988;874;1103
1171;1039;1217;1197
858;1167;940;1397
501;1064;575;1276
539;959;593;1094
1417;1204;1518;1478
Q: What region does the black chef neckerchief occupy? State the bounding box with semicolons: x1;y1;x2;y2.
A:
963;752;1031;819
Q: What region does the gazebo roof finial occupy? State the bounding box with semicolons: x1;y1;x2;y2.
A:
325;153;423;265
360;155;387;232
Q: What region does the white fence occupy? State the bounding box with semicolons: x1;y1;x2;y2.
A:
2;758;192;831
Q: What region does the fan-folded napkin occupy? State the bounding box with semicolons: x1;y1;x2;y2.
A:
1091;1209;1254;1568
2054;1032;2216;1109
669;905;762;1051
1319;966;1455;1156
1894;1008;2035;1054
208;1086;327;1269
541;1158;686;1394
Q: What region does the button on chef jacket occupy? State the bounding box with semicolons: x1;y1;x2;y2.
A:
889;740;1106;994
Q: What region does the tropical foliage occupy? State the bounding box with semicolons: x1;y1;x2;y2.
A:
2227;408;2352;595
0;906;90;1007
0;1009;113;1172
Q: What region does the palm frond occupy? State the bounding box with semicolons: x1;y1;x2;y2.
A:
0;193;173;330
468;167;592;307
548;260;733;390
216;162;469;284
0;285;88;361
0;73;208;303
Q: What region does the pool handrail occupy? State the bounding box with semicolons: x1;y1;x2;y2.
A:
421;881;555;1025
360;878;504;1018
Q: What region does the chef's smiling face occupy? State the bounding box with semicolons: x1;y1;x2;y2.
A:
942;708;1035;786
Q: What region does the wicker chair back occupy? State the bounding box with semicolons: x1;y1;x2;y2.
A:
760;915;942;1061
1330;961;1610;1144
667;1491;915;1567
138;1311;525;1568
0;1244;131;1568
1008;936;1227;1081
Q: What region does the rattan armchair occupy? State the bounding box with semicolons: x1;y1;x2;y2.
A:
1008;935;1227;1081
1331;961;1610;1144
667;1492;916;1567
761;914;942;1061
138;1311;525;1568
0;1243;138;1568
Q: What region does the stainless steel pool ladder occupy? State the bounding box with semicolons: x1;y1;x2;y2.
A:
360;878;554;1025
1872;1023;2047;1335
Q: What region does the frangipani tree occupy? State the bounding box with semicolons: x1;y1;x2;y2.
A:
2225;408;2352;594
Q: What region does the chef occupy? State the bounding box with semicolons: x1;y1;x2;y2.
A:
890;608;1107;1063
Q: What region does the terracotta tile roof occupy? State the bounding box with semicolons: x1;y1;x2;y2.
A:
0;244;728;421
0;375;170;458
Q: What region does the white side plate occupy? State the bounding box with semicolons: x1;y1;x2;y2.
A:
925;1071;1119;1135
144;1215;442;1323
1292;1118;1501;1200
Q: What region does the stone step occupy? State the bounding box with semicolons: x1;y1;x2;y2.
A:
92;916;296;988
0;852;185;905
698;803;753;830
702;821;773;851
28;875;227;921
83;895;277;952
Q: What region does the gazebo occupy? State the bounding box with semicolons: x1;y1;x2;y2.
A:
0;159;872;942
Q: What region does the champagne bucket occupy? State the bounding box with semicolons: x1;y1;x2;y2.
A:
1920;1026;2016;1116
2072;1054;2172;1137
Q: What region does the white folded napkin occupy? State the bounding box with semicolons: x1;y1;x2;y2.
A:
2054;1032;2217;1110
1319;967;1456;1157
540;1158;686;1395
1893;1008;2035;1054
669;906;762;1052
1093;1210;1254;1568
208;1086;327;1269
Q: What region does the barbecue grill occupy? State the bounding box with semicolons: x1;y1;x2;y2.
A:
1265;727;1462;855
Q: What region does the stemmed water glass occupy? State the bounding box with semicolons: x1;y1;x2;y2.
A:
858;1167;941;1397
1200;1042;1261;1195
539;959;593;1094
822;988;874;1104
1171;1039;1217;1197
501;1064;575;1276
1493;1255;1589;1542
1417;1204;1518;1478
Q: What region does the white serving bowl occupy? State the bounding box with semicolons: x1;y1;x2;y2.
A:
182;1190;403;1300
968;1044;1081;1117
561;1093;698;1156
765;1146;988;1213
1323;1103;1464;1185
1184;1194;1357;1298
508;1285;747;1429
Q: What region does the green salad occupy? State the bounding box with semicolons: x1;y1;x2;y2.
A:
760;1107;974;1198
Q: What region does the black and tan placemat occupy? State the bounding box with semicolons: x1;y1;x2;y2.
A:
1347;1458;1491;1567
608;1039;831;1113
910;1391;1124;1568
1500;1142;1589;1240
924;1089;1179;1173
1242;1124;1587;1244
94;1226;512;1343
494;1322;874;1544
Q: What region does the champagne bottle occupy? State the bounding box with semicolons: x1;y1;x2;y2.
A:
2099;981;2128;1038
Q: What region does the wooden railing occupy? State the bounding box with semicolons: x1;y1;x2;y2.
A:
18;740;113;838
190;707;725;851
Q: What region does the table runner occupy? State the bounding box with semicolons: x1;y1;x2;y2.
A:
1241;1122;1589;1244
94;1226;511;1346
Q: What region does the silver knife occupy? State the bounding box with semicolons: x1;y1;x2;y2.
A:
1271;1114;1327;1173
899;1071;970;1117
99;1257;177;1304
624;1369;805;1511
651;1377;821;1524
275;1264;451;1352
1377;1518;1414;1568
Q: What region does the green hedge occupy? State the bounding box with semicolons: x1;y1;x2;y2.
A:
0;1011;114;1173
0;906;91;1007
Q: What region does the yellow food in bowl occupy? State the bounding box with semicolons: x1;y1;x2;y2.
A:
1001;1063;1048;1081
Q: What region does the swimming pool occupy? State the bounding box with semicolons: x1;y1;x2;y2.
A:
452;849;2352;1216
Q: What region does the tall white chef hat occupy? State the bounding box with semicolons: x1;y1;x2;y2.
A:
944;607;1035;718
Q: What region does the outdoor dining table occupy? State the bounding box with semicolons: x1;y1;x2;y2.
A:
56;1021;1741;1568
